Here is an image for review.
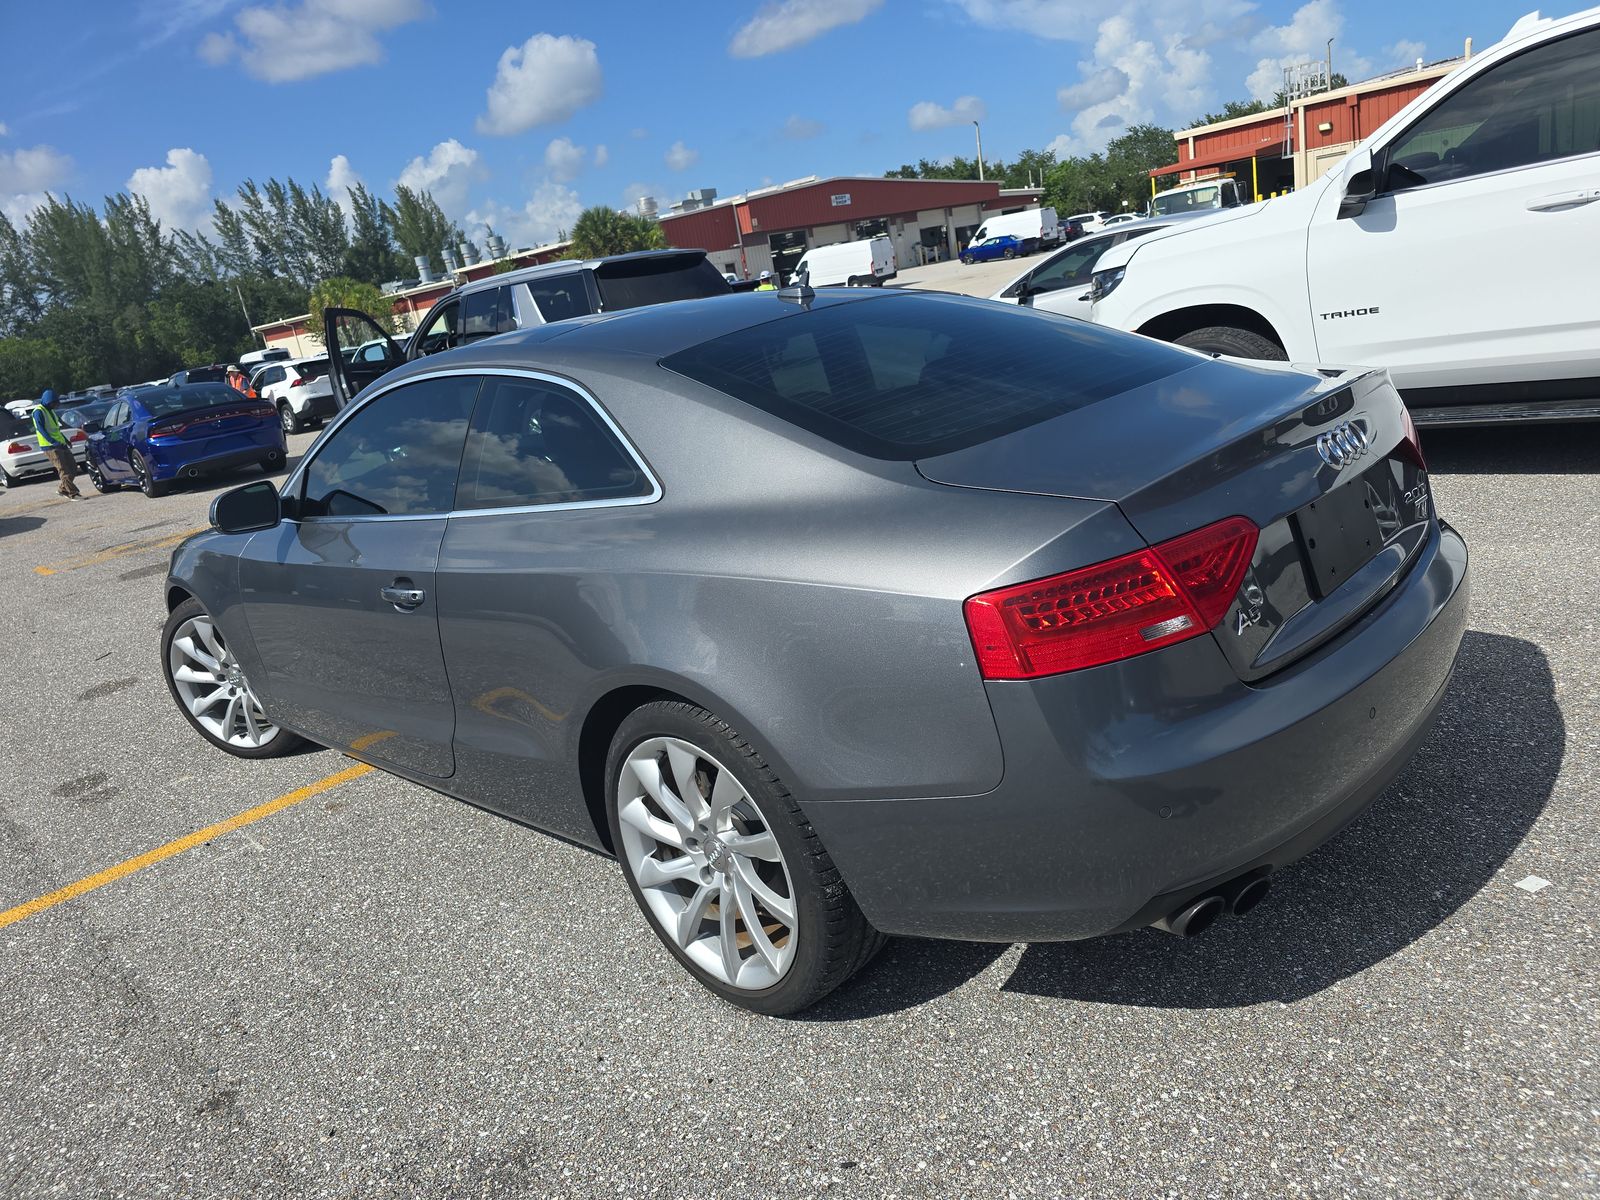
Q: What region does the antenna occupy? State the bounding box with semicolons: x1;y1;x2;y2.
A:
779;266;815;304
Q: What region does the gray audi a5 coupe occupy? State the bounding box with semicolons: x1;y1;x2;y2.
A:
162;289;1469;1014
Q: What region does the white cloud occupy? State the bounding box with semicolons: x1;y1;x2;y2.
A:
593;144;609;168
908;95;987;132
198;0;427;82
466;182;583;249
476;34;603;136
1045;15;1212;155
629;127;649;140
326;153;363;211
782;114;825;139
729;0;882;57
0;143;71;194
0;122;9;137
1057;66;1129;110
127;147;213;231
664;140;699;172
544;137;587;183
397;138;484;218
1384;39;1427;69
1244;0;1370;101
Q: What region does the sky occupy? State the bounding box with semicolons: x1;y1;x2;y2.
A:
0;0;1537;251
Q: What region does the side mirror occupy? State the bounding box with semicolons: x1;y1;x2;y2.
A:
1338;149;1377;219
211;479;282;534
82;420;102;434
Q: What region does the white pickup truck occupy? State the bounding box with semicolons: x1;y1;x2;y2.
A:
1089;6;1600;424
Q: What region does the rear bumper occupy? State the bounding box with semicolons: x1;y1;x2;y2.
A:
287;389;337;420
3;444;87;476
145;435;285;481
803;521;1470;942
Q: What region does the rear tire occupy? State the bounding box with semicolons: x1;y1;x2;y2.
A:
278;404;300;435
0;466;16;489
1003;247;1016;259
606;700;884;1015
1173;325;1287;360
132;450;168;498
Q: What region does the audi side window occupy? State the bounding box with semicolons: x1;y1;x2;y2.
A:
301;375;480;518
456;376;651;509
1386;27;1600;190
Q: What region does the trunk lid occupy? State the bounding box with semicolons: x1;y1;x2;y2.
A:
916;358;1433;679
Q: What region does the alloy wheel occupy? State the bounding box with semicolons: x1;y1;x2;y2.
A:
279;405;297;435
166;615;280;749
616;736;798;990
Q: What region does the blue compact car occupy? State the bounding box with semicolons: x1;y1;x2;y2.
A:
960;234;1023;264
85;383;286;497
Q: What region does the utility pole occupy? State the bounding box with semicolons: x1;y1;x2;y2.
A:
1326;38;1334;88
233;281;263;346
973;120;986;182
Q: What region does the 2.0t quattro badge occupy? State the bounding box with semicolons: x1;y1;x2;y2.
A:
1316;421;1371;469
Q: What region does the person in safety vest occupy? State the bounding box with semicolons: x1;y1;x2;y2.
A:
31;390;82;501
225;365;256;398
754;270;776;292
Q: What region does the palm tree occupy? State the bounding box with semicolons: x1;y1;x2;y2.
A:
569;206;669;258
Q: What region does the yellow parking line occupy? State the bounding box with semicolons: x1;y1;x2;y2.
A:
0;762;373;930
34;526;205;576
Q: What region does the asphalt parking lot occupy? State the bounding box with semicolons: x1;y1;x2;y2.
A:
1;421;1596;1198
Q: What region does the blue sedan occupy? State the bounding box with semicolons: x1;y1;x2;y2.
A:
960;234;1023;264
86;383;286;498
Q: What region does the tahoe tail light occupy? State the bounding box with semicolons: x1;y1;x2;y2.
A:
964;517;1259;679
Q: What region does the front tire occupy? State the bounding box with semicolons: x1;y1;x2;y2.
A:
606;701;884;1015
1174;325;1287;360
960;255;973;265
161;597;305;759
87;460;116;493
279;404;301;435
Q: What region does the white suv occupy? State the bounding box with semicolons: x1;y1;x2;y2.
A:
1089;6;1600;424
254;357;335;434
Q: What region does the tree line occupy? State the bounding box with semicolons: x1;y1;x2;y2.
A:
0;176;465;399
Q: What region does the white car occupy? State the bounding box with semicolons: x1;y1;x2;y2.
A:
990;222;1184;320
253;356;336;434
0;407;88;489
1101;213;1142;227
1063;210;1112;235
1089;5;1600;424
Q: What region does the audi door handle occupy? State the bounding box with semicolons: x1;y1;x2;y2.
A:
1526;190;1599;212
380;584;426;609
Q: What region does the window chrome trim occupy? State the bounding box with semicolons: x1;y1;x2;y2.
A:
286;365;662;524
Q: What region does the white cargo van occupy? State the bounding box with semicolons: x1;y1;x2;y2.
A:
968;207;1059;254
794;236;897;287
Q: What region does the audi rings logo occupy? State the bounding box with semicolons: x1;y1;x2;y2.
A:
1316;421;1372;469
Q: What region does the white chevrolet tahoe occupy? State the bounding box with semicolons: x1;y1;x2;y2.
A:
1089;6;1600;425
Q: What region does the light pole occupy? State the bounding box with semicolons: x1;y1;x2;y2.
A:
972;120;986;182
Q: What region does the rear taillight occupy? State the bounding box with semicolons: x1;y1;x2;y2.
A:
149;420;188;438
69;429;86;442
5;441;29;454
964;516;1259;679
290;377;304;387
1397;404;1426;469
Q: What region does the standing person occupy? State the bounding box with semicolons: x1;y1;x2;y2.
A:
225;365;256;397
754;270;777;292
31;389;82;501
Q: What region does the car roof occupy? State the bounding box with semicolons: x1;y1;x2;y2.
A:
453;248;710;297
380;288;911;379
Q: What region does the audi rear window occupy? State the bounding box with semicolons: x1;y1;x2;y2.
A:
661;293;1194;460
595;255;730;311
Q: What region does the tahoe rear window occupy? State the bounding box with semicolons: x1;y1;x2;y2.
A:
595;255;730;311
661;293;1193;459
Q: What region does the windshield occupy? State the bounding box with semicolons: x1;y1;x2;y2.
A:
1151;185;1220;216
662;293;1193;460
142;384;256;416
2;413;35;439
59;401;113;427
595;255;731;311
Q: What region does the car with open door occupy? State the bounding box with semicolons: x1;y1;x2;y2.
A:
323;249;733;409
